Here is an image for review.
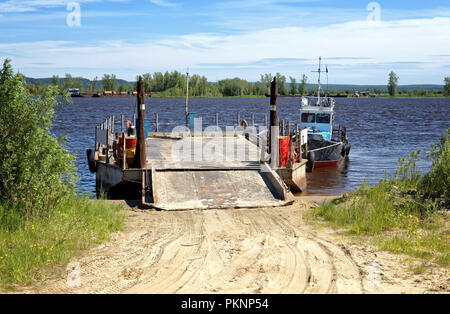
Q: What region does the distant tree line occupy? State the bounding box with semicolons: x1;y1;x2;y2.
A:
23;71;450;98
387;71;450;97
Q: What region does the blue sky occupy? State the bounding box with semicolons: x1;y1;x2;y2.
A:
1;0;450;84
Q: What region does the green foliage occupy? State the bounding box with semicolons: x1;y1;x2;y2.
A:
289;77;298;95
0;59;126;288
420;129;450;206
306;131;450;267
87;76;99;93
275;73;287;95
51;75;60;86
0;197;125;286
0;59;76;216
72;77;84;92
218;77;252;96
388;71;399;96
142;71;221;97
300;74;308;95
21;72;450;98
393;150;422;190
102;74;118;91
444;77;450;96
62;73;73;90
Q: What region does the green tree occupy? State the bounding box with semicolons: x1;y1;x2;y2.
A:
51;75;60;86
276;73;287;95
141;71;221;97
420;129;450;206
388;71;399;97
87;76;98;93
300;74;308;95
218;78;250;96
259;73;273;90
289;76;298;95
0;59;75;215
73;77;84;92
63;73;73;90
102;74;118;91
444;77;450;96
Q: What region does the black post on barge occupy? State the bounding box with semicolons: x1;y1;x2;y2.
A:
134;76;147;169
270;77;279;169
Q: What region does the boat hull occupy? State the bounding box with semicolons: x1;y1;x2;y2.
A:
306;136;350;171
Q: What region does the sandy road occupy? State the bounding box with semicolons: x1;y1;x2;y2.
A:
33;201;448;294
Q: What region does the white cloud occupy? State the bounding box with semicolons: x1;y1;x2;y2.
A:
0;0;128;13
1;17;449;83
149;0;176;7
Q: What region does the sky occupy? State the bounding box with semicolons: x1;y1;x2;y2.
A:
0;0;450;84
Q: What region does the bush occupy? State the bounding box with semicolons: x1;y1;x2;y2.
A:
0;59;75;216
420;129;450;206
0;59;126;288
306;130;450;266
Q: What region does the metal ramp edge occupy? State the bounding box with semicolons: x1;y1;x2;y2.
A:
142;164;294;211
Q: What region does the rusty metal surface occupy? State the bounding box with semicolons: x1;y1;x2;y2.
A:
145;136;262;170
153;169;289;211
140;134;293;210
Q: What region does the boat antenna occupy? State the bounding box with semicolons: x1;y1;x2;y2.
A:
326;64;329;96
312;56;322;106
185;67;190;125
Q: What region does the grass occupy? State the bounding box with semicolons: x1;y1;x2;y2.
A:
305;132;450;270
0;196;125;288
304;181;449;268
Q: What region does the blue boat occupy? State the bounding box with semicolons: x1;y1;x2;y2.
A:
299;58;351;171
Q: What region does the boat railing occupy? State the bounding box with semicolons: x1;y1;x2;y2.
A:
309;141;342;153
332;125;347;142
302;96;335;108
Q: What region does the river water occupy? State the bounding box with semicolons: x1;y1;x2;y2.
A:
53;97;450;196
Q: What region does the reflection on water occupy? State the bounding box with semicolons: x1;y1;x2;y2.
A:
303;159;350;195
53;97;450;195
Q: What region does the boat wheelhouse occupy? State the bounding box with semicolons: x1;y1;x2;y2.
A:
300;96;335;141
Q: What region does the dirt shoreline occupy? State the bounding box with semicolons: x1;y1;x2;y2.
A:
17;199;449;294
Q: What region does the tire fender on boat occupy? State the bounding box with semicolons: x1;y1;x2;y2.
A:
345;143;351;157
341;144;346;157
308;151;315;162
86;149;97;173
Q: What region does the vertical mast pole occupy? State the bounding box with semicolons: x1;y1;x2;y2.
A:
312;56;323;106
135;76;146;169
185;68;189;126
318;56;321;105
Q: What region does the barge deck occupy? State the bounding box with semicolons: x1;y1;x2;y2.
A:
96;133;294;210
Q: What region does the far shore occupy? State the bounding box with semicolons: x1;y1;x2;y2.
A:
70;95;450;99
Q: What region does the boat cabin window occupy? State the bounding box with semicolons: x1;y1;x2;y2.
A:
316;114;331;124
301;113;315;123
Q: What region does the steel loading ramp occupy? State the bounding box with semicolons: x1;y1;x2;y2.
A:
142;136;294;210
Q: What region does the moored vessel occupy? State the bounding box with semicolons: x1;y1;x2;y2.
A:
300;57;351;171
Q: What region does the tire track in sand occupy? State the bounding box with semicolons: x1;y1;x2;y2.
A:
261;208;364;293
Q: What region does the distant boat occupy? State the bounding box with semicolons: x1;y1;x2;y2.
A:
328;93;348;98
354;91;376;98
67;88;81;97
